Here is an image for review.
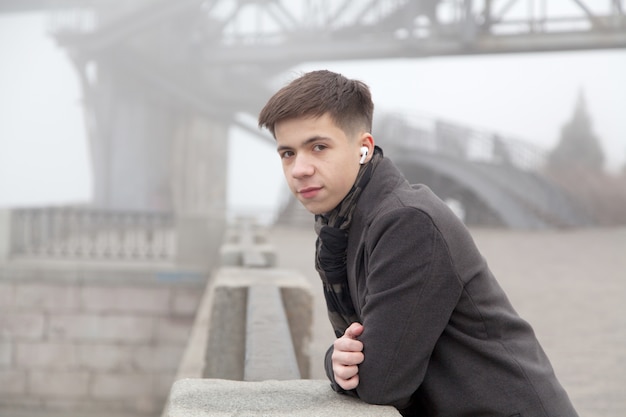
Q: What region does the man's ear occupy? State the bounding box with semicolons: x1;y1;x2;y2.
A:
359;133;375;163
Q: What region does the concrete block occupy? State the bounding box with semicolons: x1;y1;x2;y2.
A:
210;267;312;379
155;316;194;344
0;282;14;309
214;267;311;293
171;287;204;316
134;345;185;372
262;247;277;267
0;341;11;367
0;395;41;412
203;286;246;380
0;312;45;340
219;244;277;268
76;343;135;371
80;285;171;314
249;243;277;268
91;372;154;400
155;371;178;399
0;210;11;262
219;244;243;266
281;287;313;379
28;370;90;398
16;342;77;369
242;247;269;268
48;314;154;342
15;283;79;311
30;397;132;416
0;369;27;395
244;285;300;381
165;379;400;417
170;276;215;381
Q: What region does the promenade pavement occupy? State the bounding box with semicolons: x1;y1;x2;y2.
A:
269;224;626;417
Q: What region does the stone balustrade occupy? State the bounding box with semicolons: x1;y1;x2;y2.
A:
4;207;175;261
0;207;226;270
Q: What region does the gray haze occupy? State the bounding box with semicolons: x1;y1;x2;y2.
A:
1;11;625;217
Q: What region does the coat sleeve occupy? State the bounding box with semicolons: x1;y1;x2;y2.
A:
352;206;464;408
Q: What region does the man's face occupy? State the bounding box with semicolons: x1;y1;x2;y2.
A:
275;114;366;215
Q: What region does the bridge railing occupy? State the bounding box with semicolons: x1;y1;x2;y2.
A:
2;207;175;262
377;111;547;171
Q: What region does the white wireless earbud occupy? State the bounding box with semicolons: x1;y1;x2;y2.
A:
359;146;369;164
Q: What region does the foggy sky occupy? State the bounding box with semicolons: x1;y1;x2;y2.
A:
1;11;625;216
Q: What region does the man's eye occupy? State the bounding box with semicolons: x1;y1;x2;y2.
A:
313;144;326;152
280;151;294;159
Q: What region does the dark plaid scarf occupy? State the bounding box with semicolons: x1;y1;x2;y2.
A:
314;146;383;337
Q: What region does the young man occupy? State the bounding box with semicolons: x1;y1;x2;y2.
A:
258;70;578;416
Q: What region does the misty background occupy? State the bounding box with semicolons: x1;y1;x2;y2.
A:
1;11;625;218
1;2;625;417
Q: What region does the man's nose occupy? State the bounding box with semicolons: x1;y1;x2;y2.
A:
291;154;314;178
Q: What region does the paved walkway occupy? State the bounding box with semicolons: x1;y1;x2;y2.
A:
270;225;626;417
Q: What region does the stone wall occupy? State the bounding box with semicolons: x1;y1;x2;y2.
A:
0;262;207;417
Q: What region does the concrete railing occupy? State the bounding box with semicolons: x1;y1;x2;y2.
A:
3;207;175;261
0;207;226;270
163;219;399;416
219;218;276;268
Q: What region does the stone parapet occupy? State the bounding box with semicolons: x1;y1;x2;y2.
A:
164;219;399;417
173;266;313;382
219;218;276;268
164;379;399;417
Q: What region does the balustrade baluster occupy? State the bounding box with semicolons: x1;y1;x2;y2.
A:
8;207;176;262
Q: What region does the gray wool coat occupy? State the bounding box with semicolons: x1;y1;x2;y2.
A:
324;157;578;417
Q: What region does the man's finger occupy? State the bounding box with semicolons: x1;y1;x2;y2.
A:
332;350;364;366
334;337;363;353
337;374;360;391
344;322;364;339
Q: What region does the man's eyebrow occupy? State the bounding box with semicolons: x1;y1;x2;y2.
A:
276;135;331;152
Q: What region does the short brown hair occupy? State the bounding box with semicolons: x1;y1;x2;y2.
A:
258;70;374;138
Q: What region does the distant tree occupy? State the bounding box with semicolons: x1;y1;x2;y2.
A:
547;90;605;172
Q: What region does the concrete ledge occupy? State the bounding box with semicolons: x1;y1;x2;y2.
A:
165;379;400;417
205;267;312;379
244;285;300;381
220;218;276;268
219;243;277;268
173;267;313;382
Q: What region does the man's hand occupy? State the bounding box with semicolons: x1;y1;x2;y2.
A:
332;322;364;390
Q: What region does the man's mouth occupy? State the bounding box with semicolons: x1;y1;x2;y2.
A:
298;186;322;199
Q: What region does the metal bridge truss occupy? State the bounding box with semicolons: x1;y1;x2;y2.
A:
180;0;626;61
30;0;623;133
8;0;623;59
1;0;618;227
2;0;624;119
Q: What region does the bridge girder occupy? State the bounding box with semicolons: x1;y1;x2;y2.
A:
5;0;626;58
40;0;626;120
